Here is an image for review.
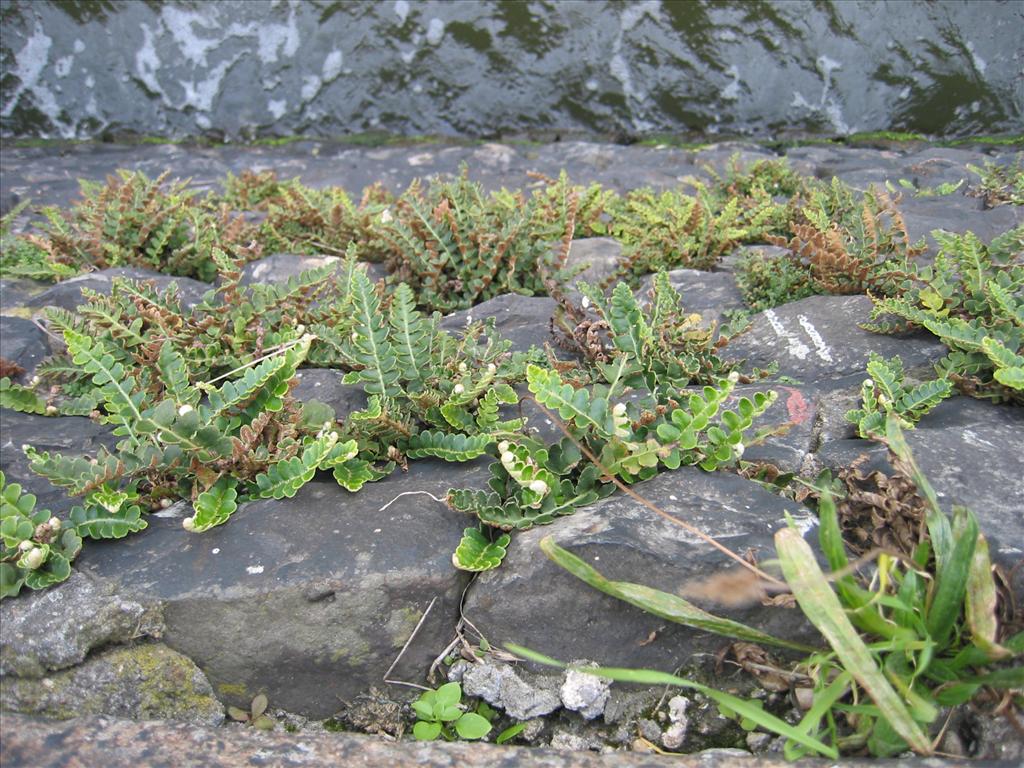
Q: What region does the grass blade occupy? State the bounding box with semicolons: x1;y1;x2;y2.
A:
964;530;1010;660
541;536;816;653
775;527;933;755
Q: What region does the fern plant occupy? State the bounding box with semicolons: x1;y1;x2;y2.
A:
8;170;258;282
258;181;392;258
0;471;152;599
845;354;953;438
376;167;583;312
552;270;760;392
313;262;540;470
966;158;1023;207
766;180;923;296
448;365;774;559
604;185;756;284
523;170;621;240
704;154;802;239
864;228;1024;403
0;199;81;282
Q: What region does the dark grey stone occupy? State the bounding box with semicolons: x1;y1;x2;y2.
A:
899;147;989;188
814;397;1024;569
441;293;556;354
463;468;820;676
238;253;354;286
639;268;747;327
726;294;947;383
897;194;1021;254
0;316;50;380
73;459;492;719
0;278;49;311
0;411;117;515
0;643;224;726
291;369;367;421
27;268;210;313
563;237;622;289
0;570;161;677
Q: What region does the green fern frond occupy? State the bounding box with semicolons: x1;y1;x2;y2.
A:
405;431;493;461
0;378;49;415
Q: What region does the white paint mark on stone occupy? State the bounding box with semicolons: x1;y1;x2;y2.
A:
246;564;264;575
797;315;833;363
764;309;810;360
212;548;221;554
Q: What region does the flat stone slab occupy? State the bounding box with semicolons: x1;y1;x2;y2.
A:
72;459;491;719
3;711;926;768
0;411;116;515
0;316;51;380
441;293;558;354
464;468;820;676
727;294;947;382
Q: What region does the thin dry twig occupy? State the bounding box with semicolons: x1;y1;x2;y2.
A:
383;596;437;691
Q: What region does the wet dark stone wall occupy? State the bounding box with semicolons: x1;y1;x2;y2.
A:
1;0;1022;141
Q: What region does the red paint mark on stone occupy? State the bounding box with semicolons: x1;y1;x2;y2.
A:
784;388;810;425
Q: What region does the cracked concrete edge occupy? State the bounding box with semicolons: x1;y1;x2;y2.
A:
0;712;987;768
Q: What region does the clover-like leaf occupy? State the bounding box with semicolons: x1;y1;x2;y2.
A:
452;528;511;572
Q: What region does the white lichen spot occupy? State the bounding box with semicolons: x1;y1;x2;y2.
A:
268;98;287;119
1;23;53;120
54;55;73;78
721;65;741;101
425;18;446;45
246;564;265;575
965;40;986;74
394;0;410;25
257;9;299;64
73;39;85;53
301;75;322;101
322;50;344;82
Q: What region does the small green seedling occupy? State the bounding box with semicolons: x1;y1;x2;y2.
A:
228;693;274;730
412;682;492;741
